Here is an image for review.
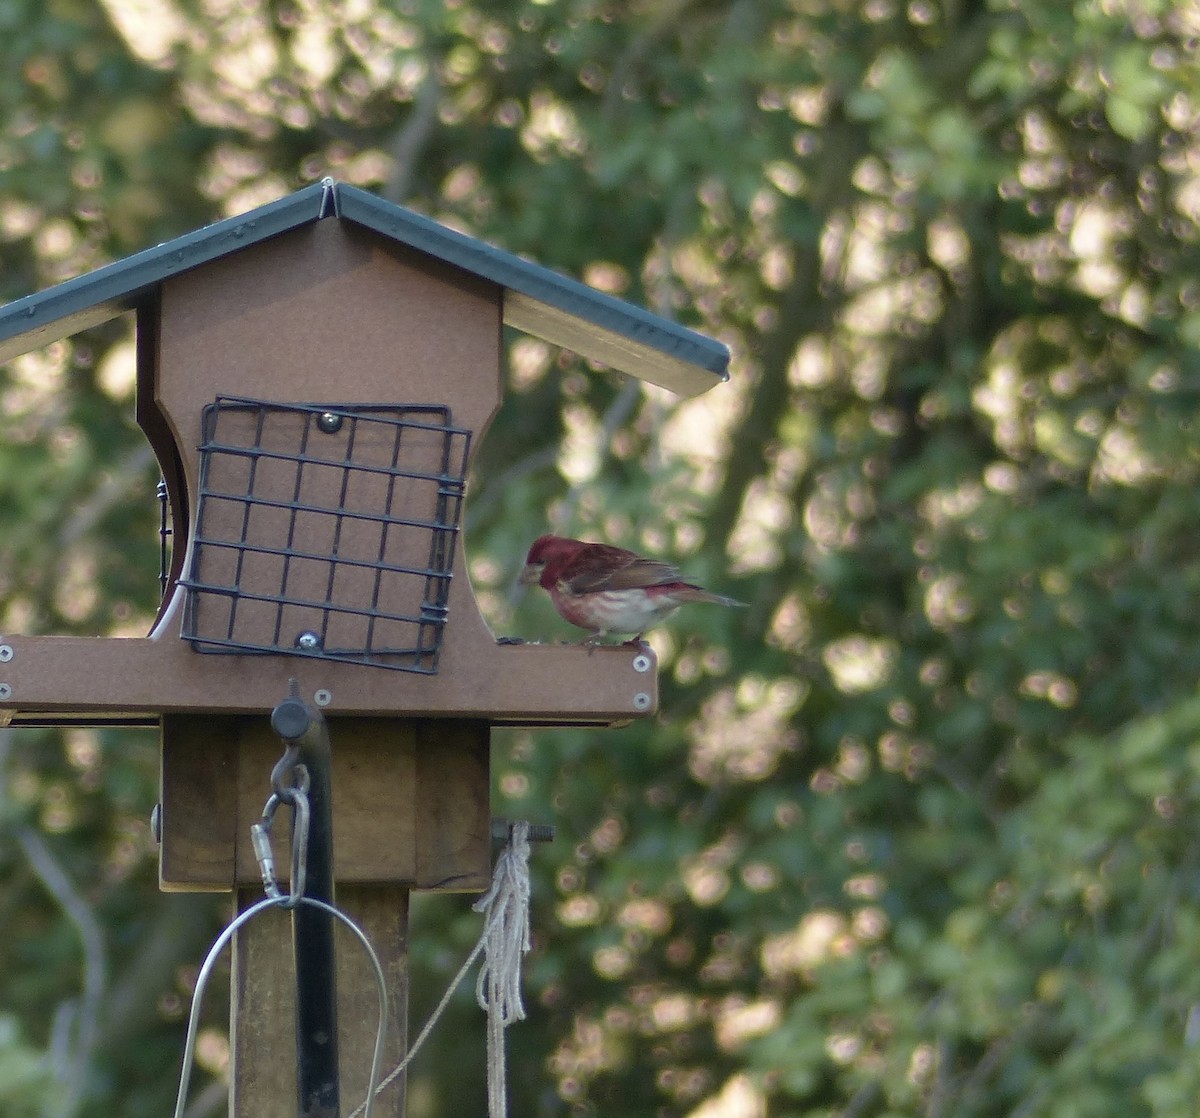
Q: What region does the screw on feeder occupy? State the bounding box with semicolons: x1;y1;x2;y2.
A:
632;653;652;673
316;411;344;434
313;689;332;708
295;630;323;652
633;691;651;711
0;650;11;711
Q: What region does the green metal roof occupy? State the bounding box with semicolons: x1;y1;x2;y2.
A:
0;180;729;397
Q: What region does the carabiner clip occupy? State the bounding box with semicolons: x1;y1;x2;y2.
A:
250;778;311;906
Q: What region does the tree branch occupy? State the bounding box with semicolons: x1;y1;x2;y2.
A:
13;826;107;1118
382;60;442;205
708;99;870;551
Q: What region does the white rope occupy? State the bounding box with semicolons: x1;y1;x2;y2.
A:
473;820;532;1118
345;821;533;1118
345;937;485;1118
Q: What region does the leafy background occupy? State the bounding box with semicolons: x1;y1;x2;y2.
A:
3;1;1200;1116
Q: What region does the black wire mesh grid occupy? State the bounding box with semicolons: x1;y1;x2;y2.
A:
180;396;471;673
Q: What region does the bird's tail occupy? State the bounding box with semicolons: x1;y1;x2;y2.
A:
675;587;746;608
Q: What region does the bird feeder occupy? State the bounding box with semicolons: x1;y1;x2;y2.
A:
0;179;729;1116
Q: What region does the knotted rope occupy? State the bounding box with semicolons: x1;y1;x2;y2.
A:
473;821;532;1118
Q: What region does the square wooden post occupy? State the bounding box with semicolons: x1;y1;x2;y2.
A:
229;885;411;1118
160;715;490;1118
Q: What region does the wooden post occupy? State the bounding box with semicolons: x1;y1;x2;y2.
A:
160;715;490;1118
229;886;410;1118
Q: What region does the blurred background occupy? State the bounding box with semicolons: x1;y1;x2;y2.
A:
2;1;1200;1115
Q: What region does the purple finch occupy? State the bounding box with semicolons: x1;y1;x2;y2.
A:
520;534;743;644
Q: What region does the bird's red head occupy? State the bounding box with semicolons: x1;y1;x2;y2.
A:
521;534;583;589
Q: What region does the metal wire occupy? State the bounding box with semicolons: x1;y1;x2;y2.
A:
170;895;389;1118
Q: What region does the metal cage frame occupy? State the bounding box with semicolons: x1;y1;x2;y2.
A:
180;396;471;673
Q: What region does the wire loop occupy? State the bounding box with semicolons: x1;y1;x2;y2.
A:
171;895;388;1118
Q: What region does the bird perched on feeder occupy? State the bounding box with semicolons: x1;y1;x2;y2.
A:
520;534;743;644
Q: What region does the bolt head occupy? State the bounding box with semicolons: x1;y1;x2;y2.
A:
316;411;344;434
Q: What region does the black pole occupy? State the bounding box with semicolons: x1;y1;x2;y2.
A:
271;692;340;1118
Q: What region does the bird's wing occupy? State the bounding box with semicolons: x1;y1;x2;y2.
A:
561;546;685;594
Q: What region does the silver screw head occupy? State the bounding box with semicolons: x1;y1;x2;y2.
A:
633;691;651;711
295;630;322;651
0;684;11;700
632;653;652;673
0;645;12;662
313;689;332;707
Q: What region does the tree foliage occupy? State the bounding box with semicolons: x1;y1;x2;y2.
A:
3;1;1200;1116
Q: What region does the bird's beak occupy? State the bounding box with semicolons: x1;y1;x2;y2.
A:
511;561;542;607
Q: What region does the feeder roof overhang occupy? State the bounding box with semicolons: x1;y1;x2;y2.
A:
0;180;729;397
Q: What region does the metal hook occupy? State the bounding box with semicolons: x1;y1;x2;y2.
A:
270;743;304;796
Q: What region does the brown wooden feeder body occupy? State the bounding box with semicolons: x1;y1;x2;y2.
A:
0;180;729;1117
0;182;728;727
